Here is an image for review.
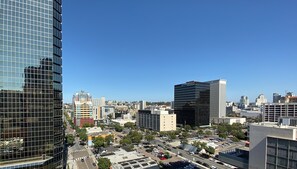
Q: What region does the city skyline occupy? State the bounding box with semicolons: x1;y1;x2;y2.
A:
63;0;297;103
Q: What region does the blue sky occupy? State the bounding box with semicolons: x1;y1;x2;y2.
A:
62;0;297;103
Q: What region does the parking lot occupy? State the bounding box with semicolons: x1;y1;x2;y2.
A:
138;145;182;164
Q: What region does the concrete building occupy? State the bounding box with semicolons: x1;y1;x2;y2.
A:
92;97;106;126
240;110;262;118
104;149;159;169
136;109;176;131
255;94;267;107
249;119;297;169
209;80;227;119
212;117;246;125
218;147;249;169
101;106;115;119
112;113;136;126
174;79;226;126
263;103;297;122
86;127;113;147
73;91;94;127
140;100;147;110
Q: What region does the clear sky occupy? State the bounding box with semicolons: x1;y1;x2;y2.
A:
62;0;297;103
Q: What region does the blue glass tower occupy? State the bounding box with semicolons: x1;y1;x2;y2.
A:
0;0;64;168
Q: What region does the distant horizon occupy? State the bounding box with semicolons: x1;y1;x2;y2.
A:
62;1;297;104
63;89;296;104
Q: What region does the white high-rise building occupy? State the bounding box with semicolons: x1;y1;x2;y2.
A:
209;79;227;119
140;100;146;110
255;94;267;107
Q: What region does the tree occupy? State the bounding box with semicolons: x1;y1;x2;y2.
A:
93;137;105;148
120;137;132;146
181;131;189;139
197;129;204;136
145;134;155;142
129;131;143;144
66;134;75;145
167;132;176;141
124;122;136;129
184;125;192;132
105;135;114;145
114;124;123;132
97;158;111;169
205;146;215;154
218;133;227;139
231;137;240;142
204;130;212;136
78;128;87;141
82;123;94;128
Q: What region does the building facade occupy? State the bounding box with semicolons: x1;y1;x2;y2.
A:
137;109;176;132
273;93;282;103
209;80;226;119
73;91;93;127
174;80;226;126
249;120;297;169
255;94;267;107
239;96;249;109
140;100;146;110
263;103;297;122
0;0;64;168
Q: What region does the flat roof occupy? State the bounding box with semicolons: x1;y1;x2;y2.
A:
105;148;145;164
112;157;158;169
250;122;297;129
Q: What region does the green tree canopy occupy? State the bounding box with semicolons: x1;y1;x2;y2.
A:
77;128;87;141
82;123;94;128
124;122;136;129
205;146;215;154
66;134;75;145
120;137;132;146
129;131;143;143
145;134;155;142
114;124;124;132
105;135;114;145
184;125;192;132
93;137;105;149
97;158;111;169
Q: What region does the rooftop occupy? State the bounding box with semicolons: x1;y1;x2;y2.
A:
112;157;158;169
105;148;145;164
250;122;297;130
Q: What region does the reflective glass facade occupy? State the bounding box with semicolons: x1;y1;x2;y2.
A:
174;81;210;126
0;0;63;168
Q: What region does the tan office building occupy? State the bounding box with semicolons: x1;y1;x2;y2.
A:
136;109;176;131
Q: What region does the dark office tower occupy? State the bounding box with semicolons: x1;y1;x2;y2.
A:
0;0;64;168
273;93;281;103
174;81;210;126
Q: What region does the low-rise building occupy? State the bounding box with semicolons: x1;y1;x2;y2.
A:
212;117;246;125
136;109;176;131
86;127;113;146
103;149;159;169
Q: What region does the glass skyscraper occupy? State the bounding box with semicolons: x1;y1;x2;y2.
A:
174;81;210;126
0;0;64;168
